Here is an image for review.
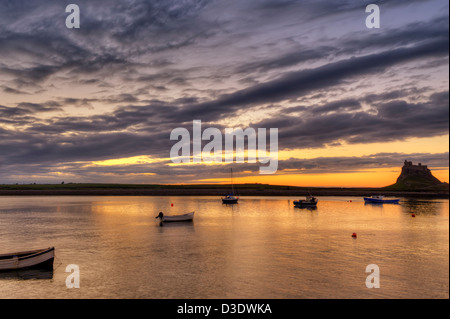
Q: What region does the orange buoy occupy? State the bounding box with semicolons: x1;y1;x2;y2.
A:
352;233;357;238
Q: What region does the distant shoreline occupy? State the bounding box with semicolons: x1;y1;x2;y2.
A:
0;184;448;198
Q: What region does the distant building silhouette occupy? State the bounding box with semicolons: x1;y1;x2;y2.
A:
396;160;442;185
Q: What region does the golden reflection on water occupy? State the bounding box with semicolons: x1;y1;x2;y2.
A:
0;196;448;298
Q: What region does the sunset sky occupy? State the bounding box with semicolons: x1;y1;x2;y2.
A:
0;0;448;187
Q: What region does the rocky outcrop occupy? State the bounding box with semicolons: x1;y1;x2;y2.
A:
386;160;448;191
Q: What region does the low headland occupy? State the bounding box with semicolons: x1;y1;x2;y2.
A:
1;161;447;198
0;182;447;198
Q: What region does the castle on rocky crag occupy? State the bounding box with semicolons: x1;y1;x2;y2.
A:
393;160;445;189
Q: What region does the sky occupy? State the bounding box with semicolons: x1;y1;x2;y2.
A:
0;0;448;187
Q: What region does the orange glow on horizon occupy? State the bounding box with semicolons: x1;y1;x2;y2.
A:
195;167;449;188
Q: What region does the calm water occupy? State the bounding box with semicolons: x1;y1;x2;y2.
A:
0;196;448;299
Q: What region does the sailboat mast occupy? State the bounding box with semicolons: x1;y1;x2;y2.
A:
231;168;234;195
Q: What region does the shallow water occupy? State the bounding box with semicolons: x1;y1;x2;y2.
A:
0;196;448;299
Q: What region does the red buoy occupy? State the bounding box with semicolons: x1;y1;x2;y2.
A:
352;233;357;238
411;213;415;217
171;203;173;207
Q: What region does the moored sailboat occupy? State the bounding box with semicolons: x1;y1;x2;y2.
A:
222;168;239;204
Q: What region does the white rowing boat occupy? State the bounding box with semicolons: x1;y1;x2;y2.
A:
0;247;55;271
155;212;195;223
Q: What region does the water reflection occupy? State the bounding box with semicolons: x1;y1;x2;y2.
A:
157;221;195;228
222;203;238;208
0;196;447;298
364;202;399;206
400;198;444;216
293;206;317;211
0;268;53;280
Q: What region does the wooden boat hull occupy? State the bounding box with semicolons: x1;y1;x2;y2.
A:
161;212;194;222
294;196;318;207
222;198;238;204
293;201;318;207
0;247;55;271
364;197;400;204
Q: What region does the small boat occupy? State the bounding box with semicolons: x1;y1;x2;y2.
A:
222;194;239;204
222;168;239;204
155;212;194;223
294;195;318;207
0;247;55;271
364;196;400;204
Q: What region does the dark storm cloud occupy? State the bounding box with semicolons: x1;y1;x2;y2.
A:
103;0;212;42
0;64;59;83
304;99;362;114
339;16;449;51
362;87;433;105
0;103;180;167
181;37;448;121
0;0;448;183
236;15;448;75
2;89;447;169
0;105;28;119
0;102;62;125
1;0;447;95
241;0;428;25
1;130;165;166
16;102;63;113
273;152;450;175
0;37;121;89
1;86;30;95
234;46;336;74
2;151;447;184
250;90;449;149
1;73;447;170
0;0;216;92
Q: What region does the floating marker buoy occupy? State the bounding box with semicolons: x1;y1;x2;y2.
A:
171;203;173;207
350;200;352;202
411;213;416;217
352;233;357;238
